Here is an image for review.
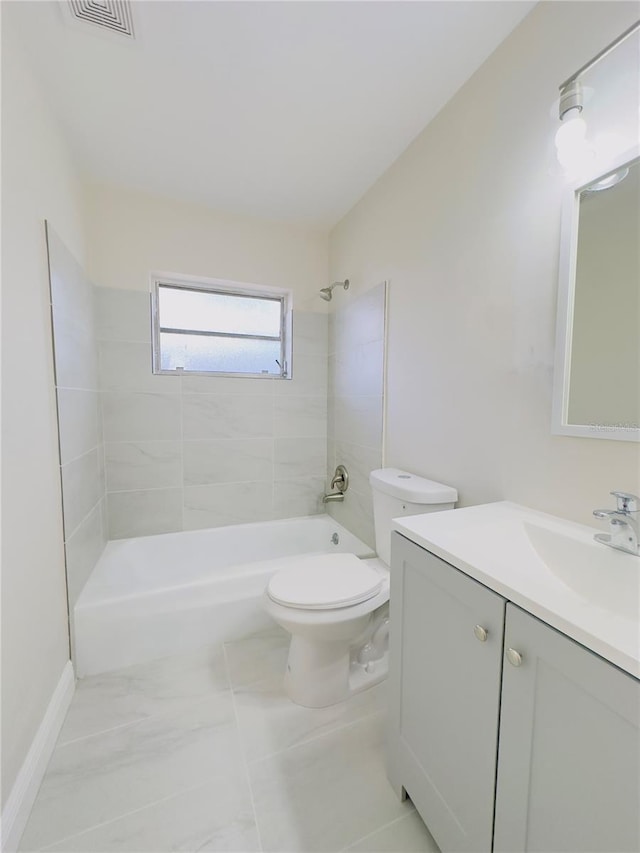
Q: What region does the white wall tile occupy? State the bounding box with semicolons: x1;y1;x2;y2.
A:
275;354;327;396
334;440;382;495
292;311;328;357
96;287;151;342
60;449;103;539
99;340;179;394
274;437;327;479
327;438;336;479
332;283;385;355
52;310;100;391
47;228;94;329
56;389;101;465
273;477;326;518
327;284;386;546
182;394;274;440
183;439;273;486
107;488;183;539
274;396;327;438
105;441;182;491
183;482;273;530
64;503;106;608
334;339;384;398
181;375;275;396
334;395;383;450
101;391;181;442
328;487;376;549
93;298;332;536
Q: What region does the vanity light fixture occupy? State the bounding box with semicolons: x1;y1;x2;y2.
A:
554;90;594;175
555;20;640;176
585;167;630;192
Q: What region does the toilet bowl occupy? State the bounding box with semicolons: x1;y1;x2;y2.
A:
264;468;457;708
264;553;389;707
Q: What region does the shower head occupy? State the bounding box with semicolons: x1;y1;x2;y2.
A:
319;279;349;301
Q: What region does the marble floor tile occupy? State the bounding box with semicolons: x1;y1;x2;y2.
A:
20;694;241;851
234;676;387;762
248;712;413;853
224;626;289;689
40;773;260;853
58;644;229;745
344;812;440;853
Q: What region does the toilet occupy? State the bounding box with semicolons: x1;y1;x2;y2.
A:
264;468;458;708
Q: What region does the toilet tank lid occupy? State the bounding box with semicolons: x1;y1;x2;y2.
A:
369;468;458;504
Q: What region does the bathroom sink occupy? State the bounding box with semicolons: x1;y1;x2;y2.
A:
393;501;640;678
523;522;640;622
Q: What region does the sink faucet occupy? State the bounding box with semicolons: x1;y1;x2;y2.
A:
593;491;639;556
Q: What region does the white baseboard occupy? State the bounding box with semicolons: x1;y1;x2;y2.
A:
1;661;75;852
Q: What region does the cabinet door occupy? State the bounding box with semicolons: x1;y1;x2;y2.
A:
388;533;506;853
495;604;640;853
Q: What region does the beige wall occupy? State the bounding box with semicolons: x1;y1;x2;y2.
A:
329;1;640;525
1;33;85;801
84;182;328;310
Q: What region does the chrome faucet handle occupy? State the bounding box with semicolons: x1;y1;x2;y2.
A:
593;509;619;519
329;465;349;494
610;492;639;513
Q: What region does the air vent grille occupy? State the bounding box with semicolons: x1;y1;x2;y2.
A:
67;1;135;39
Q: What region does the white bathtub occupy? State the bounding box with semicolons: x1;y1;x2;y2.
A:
74;515;373;676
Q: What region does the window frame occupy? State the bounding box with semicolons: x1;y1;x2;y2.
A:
150;273;293;379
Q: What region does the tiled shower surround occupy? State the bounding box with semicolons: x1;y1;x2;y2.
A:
49;233;385;601
327;283;386;548
47;226;107;610
97;287;329;539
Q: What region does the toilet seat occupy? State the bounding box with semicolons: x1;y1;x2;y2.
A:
267;554;383;610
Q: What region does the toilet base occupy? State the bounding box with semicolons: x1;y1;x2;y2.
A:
283;635;389;708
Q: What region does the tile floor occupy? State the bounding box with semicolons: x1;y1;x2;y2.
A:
20;628;440;853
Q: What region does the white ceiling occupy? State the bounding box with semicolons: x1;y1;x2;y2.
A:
7;1;536;227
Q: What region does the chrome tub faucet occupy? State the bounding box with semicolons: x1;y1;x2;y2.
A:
593;491;639;556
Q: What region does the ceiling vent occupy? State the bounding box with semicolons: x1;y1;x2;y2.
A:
64;1;135;39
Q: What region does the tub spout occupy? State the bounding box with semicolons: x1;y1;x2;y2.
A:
322;492;344;503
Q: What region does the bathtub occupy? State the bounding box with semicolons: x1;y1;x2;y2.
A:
74;515;373;677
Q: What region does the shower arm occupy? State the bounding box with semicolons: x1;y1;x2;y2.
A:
319;279;349;301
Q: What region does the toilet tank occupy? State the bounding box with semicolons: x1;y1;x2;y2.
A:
369;468;457;566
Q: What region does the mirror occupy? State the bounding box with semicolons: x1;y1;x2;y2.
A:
552;148;639;442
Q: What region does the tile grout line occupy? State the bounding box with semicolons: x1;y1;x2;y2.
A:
55;683;232;749
229;679;386;769
223;642;265;853
37;774;239;853
339;810;417;853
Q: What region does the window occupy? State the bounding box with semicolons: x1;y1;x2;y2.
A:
151;275;292;378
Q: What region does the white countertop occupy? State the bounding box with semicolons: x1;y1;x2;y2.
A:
393;501;640;679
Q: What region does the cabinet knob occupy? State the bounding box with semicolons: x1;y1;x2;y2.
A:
506;648;523;667
473;625;488;642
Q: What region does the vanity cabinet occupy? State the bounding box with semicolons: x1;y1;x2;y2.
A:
387;533;506;853
388;532;640;853
494;603;640;853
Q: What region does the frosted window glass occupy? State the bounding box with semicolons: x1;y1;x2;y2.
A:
158;286;281;337
160;332;281;375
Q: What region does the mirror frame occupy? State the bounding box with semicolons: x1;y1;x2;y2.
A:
552;143;640;442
